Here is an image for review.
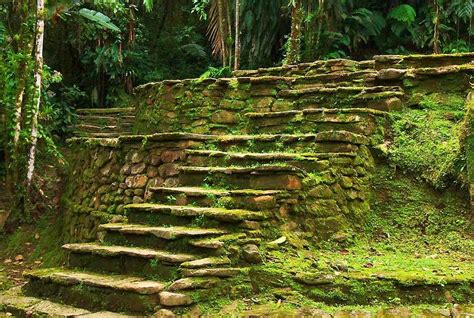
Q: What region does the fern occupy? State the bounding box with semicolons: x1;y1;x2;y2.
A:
450;0;473;22
388;4;416;37
180;44;207;59
388;4;417;24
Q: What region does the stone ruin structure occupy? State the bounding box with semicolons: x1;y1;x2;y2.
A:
0;53;473;317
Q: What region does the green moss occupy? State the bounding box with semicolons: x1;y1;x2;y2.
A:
388;92;467;187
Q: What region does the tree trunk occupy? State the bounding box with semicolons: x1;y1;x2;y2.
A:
432;0;442;54
217;0;227;67
226;0;233;68
7;0;33;195
286;0;303;65
26;0;45;188
234;0;241;70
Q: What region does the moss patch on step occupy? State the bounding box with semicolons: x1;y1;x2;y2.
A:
388;92;467;188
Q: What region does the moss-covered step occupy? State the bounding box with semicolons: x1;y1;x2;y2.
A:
291;70;377;88
188;233;255;250
77;114;135;125
69;132;368;154
0;292;93;317
150;186;289;211
374;52;474;70
72;132;124;138
73;123;133;133
232;59;374;78
250;267;474;306
181;267;247;278
76;108;135;115
184;149;354;172
63;242;199;279
23;268;165;314
99;223;227;252
124;203;267;229
245;108;388;136
278;86;404;111
178;165;305;191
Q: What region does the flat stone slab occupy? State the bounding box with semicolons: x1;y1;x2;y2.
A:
182;267;245;278
185;150;324;162
180;257;231;269
246;107;388;119
26;268;165;294
0;294;90;317
278;85;403;97
179;165;304;175
159;292;193;307
168;277;221;291
76;107;135;115
62;243;198;263
151;186;284;197
99;223;226;240
189;233;248;249
125;204;267;222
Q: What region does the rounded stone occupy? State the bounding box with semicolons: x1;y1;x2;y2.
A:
242;244;262;264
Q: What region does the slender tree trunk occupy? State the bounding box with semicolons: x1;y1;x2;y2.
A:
226;0;233;69
26;0;45;188
7;0;33;195
234;0;241;70
217;0;227;67
286;0;303;65
432;0;441;54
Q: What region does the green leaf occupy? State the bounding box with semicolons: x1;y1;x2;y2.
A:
388;4;416;24
78;8;120;32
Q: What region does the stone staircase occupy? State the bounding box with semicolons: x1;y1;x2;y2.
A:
73;107;135;138
2;54;474;317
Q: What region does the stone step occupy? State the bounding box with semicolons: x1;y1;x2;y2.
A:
0;293;93;317
291;70;377;88
99;223;228;252
99;223;226;240
167;277;221;291
150;186;287;211
76;107;135;115
73;123;133;133
179;165;304;190
277;86;404;111
181;267;246;278
180;256;231;269
25;268;165;294
63;243;197;263
77;114;135;124
184;149;357;171
245;108;388;135
73;132;123;138
23;268;164;313
279;85;402;98
125;204;267;228
63;243;200;279
102;132;368;154
374;52;474;70
189;233;251;249
232;59;374;78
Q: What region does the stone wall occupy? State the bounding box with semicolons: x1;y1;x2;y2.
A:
133;78;401;136
63;135;199;242
63;131;376;241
